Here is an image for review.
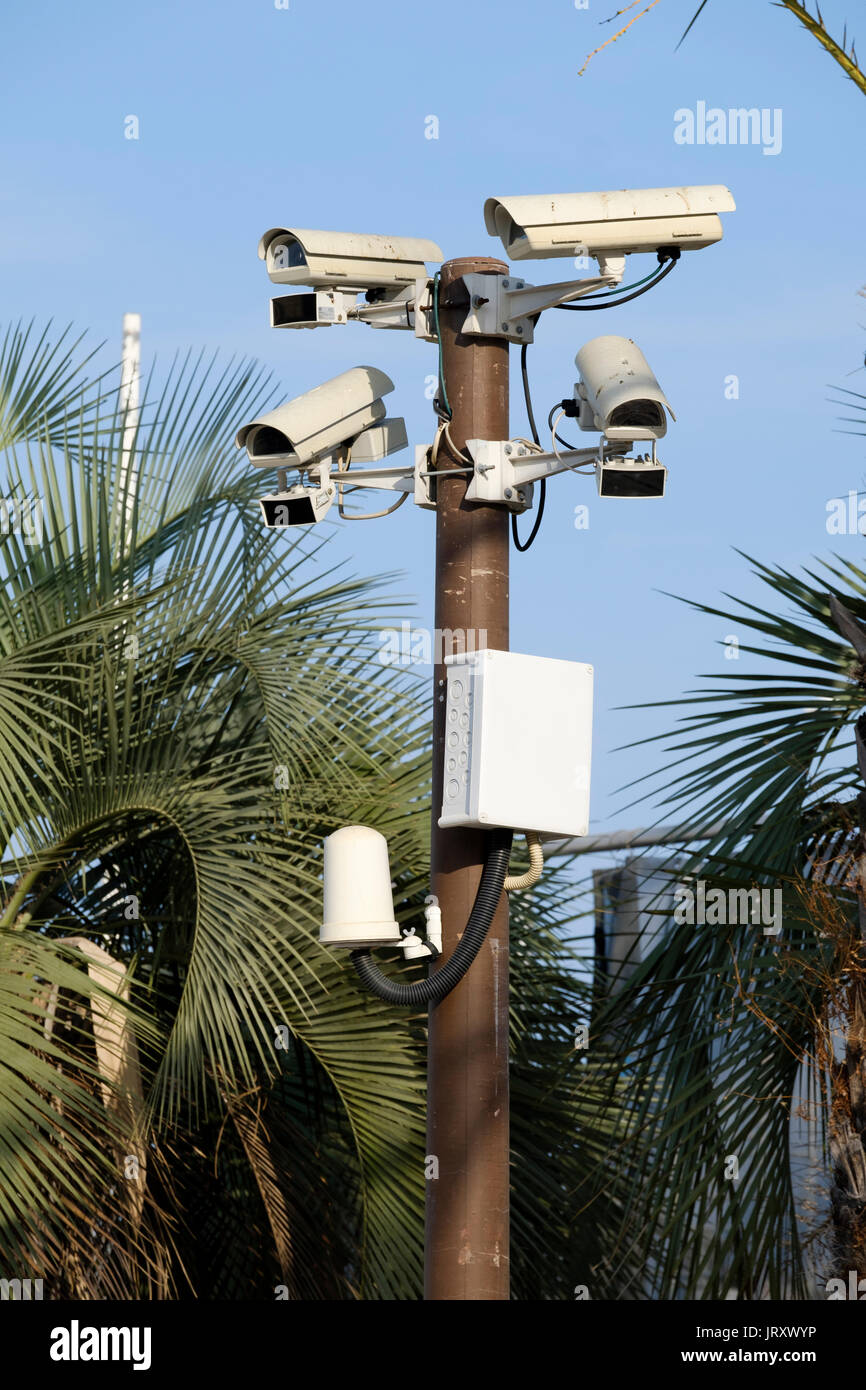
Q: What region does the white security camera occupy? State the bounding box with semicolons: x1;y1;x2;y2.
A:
236;365;395;469
259;468;336;528
596;456;667;499
483;185;735;261
257;227;443;291
574;336;674;442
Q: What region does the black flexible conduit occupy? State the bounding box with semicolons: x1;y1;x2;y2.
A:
350;829;513;1006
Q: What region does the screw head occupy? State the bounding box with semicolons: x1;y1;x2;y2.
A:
516;325;523;335
501;323;509;332
504;444;512;455
502;279;510;289
504;488;513;499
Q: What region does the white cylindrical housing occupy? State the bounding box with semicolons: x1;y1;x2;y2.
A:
483;185;735;260
236;366;394;469
320;825;402;949
575;335;673;441
258;227;444;289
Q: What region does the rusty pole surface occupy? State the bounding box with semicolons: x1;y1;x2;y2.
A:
425;256;511;1301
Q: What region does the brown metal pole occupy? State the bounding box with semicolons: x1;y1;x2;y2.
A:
425;256;511;1300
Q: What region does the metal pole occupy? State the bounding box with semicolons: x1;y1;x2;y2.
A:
425;256;511;1301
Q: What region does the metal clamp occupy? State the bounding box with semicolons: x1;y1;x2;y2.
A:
460;271;622;343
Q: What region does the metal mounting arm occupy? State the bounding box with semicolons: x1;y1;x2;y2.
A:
460;266;624;344
464;438;600;509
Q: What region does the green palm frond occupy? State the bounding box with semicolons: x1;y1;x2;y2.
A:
569;550;866;1298
0;927;163;1294
0;319;600;1299
617;552;866;874
0;320;115;454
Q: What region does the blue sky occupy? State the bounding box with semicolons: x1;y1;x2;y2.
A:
3;0;865;849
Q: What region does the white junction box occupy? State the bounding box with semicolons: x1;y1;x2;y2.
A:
438;648;593;837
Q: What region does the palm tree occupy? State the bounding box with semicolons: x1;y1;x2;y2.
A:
572;540;866;1298
0;320;593;1299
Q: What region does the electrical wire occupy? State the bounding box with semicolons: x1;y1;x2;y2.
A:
431;417;472;469
503;832;544;892
336;440;410;520
546;405;582;454
432;272;452;419
512;342;546;553
350;830;513;1006
556;255;678;311
550;409;594;474
338;490;408;521
566;265;665;303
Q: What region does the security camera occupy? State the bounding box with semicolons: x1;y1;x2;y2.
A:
483;185;735;262
260;467;336;528
574;336;674;442
596;456;667;498
257;227;444;291
236;366;395;469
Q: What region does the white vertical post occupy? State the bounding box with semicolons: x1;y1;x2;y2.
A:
116;312;141;553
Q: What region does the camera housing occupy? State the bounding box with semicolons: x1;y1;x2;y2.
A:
236;366;395;469
574;336;674;443
484;185;735;261
258;227;443;291
595;457;667;498
259;472;336;528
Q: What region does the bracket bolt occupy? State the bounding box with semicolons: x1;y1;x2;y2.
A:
504;488;513;499
504;444;513;455
515;325;523;335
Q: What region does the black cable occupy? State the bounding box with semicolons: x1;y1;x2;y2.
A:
350;830;512;1006
546;404;581;454
512;342;545;553
556;254;678;311
521;341;541;445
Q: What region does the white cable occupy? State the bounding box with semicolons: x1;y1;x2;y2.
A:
336;442;352;516
433;418;472;468
550;411;594;475
339;490;408;521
